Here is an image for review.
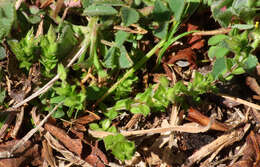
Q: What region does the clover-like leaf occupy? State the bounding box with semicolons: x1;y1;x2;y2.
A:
121;7;139;26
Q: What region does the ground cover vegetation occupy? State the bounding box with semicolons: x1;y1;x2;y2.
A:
0;0;260;166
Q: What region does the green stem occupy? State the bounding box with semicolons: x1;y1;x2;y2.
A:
94;39;166;107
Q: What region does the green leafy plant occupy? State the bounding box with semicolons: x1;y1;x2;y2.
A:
8;28;39;70
209;29;258;80
105;73;216;119
89;119;135;161
210;0;260;27
104;134;135;161
42;64;86;118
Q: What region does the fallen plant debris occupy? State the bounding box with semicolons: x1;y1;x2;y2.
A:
0;0;260;166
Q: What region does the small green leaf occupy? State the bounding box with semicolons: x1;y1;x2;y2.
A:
114;98;133;110
107;126;117;133
130;104;150;116
153;22;168;39
104;134;135;161
208;46;229;59
168;0;185;21
0;1;15;40
118;46;133;68
244;54;258;72
208;34;228;45
50;96;65;104
153;0;170;22
232;67;245;75
89;123;101;130
115;31;130;46
121;7;139;26
103;47;116;68
58;64;67;82
29;5;40;15
101;119;111;130
85;85;108;100
52;108;65;118
104;109;118;120
211;57;227;79
83;4;118;16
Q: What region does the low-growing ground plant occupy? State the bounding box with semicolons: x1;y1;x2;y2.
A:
0;0;259;165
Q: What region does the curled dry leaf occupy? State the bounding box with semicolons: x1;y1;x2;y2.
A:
167;48;197;69
187;108;231;131
163;48;196;80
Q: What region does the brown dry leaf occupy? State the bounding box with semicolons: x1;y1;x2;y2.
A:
84;142;108;167
168;48;197;69
44;123;82;156
187;108;231;131
74;112;100;125
229;131;260;167
0;140;41;167
163;48;196;80
187;23;205;50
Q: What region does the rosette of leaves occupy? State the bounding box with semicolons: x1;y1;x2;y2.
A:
8;28;40;70
40;25;77;78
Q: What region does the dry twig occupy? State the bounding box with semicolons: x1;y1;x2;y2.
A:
219;93;260;111
89;120;214;138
